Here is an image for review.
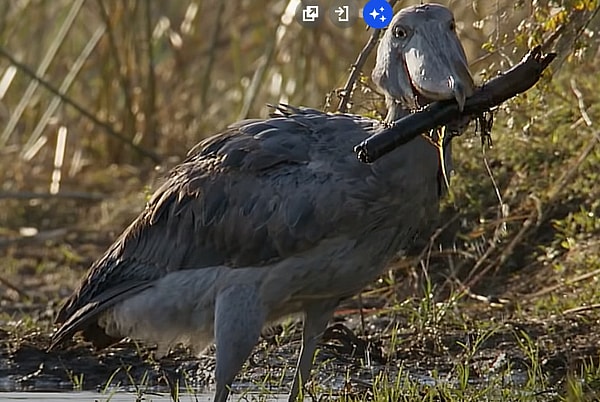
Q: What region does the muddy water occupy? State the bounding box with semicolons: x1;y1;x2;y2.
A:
0;392;199;401
2;312;589;400
0;392;287;401
0;391;294;401
0;318;386;399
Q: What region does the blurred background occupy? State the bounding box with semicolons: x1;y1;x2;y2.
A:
0;0;599;348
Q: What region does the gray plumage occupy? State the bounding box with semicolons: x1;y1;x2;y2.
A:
51;4;474;402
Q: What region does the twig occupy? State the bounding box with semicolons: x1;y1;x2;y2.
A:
0;275;29;301
564;303;600;315
238;3;288;120
527;268;600;300
336;0;399;113
0;46;161;164
0;229;69;249
0;191;106;200
144;0;158;148
200;1;226;108
481;144;508;241
570;78;592;127
97;1;136;142
543;5;600;73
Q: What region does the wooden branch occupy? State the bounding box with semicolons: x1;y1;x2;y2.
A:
0;228;69;249
354;46;557;163
336;0;399;113
0;191;106;200
144;0;158;148
201;1;226;108
0;274;29;301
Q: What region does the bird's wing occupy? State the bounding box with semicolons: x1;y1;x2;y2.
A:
53;107;379;345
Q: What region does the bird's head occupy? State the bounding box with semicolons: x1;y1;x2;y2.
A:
372;3;474;123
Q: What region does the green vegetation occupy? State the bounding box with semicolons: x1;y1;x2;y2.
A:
0;0;599;401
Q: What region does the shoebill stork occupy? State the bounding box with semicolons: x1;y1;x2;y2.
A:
51;4;474;401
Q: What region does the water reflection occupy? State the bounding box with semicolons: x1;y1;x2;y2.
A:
0;392;209;401
0;391;291;401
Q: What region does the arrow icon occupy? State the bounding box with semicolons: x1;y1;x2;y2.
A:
335;5;349;22
328;0;358;27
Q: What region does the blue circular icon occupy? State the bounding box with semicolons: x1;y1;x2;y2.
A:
362;0;393;29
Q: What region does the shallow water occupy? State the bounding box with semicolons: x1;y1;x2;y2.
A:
0;313;571;400
0;391;289;401
0;392;186;402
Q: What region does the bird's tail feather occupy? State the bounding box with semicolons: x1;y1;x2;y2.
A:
49;280;153;350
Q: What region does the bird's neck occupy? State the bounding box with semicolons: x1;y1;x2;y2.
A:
385;98;410;124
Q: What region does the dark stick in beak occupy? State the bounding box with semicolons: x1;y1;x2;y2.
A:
356;46;557;163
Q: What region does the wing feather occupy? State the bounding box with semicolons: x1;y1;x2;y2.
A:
51;278;153;349
53;107;379;346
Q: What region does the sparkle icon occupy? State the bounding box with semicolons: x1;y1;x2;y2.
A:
363;0;393;29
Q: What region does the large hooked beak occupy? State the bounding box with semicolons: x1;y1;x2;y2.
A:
372;5;475;121
403;25;474;111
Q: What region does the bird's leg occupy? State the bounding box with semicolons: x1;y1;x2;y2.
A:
214;284;265;402
288;301;338;402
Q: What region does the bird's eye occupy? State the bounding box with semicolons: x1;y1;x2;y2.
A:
449;21;456;31
393;26;407;39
